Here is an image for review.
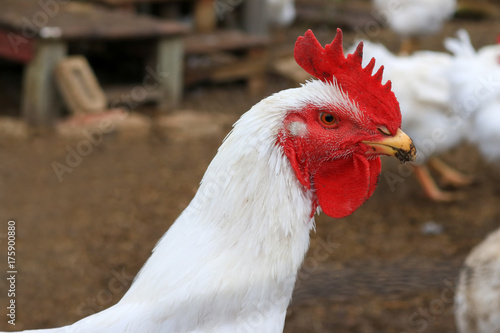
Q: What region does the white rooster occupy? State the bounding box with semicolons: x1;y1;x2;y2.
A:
357;39;472;201
455;227;500;333
373;0;457;54
445;29;500;164
9;29;415;333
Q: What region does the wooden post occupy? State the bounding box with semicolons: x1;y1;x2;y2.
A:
243;0;269;37
156;36;183;112
194;0;216;33
247;47;268;97
22;40;67;127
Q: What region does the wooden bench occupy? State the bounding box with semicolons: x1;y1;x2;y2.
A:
84;0;271;95
85;0;271;95
0;0;189;126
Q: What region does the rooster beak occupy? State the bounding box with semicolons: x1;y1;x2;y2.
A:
362;128;416;163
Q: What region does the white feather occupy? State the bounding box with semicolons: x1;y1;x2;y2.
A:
455;227;500;333
373;0;456;38
16;80;354;333
266;0;295;27
445;29;500;163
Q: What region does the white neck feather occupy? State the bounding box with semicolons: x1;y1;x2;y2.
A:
104;86;323;332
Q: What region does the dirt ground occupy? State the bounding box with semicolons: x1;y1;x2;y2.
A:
2;1;500;332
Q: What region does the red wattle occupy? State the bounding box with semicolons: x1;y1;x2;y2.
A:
367;157;382;198
314;155;381;218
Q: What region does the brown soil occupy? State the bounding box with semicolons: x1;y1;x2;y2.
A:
1;2;500;332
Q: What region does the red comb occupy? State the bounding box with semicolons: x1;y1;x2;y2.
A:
294;29;401;133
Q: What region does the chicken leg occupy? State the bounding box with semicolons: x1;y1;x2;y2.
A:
399;36;420;55
413;158;473;201
428;157;475;187
413;164;460;201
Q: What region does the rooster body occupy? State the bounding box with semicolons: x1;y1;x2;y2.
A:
11;30;415;333
455;227;500;333
445;30;500;163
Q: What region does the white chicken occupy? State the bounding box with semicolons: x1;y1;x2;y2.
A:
267;0;295;27
356;39;472;201
373;0;457;54
455;227;500;333
7;29;415;333
445;29;500;163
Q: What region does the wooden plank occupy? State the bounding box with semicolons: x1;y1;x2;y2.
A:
246;47;267;96
54;56;108;115
184;30;269;54
184;46;268;95
90;0;189;5
210;52;267;82
0;0;190;40
103;84;164;105
272;56;311;85
194;0;216;33
184;29;269;94
156;36;183;111
184;52;237;85
22;40;67;126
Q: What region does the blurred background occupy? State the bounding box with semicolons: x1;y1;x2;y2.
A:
1;0;500;332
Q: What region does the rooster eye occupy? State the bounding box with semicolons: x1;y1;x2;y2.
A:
319;112;338;128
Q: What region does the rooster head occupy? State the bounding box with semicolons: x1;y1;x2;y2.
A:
278;29;416;219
